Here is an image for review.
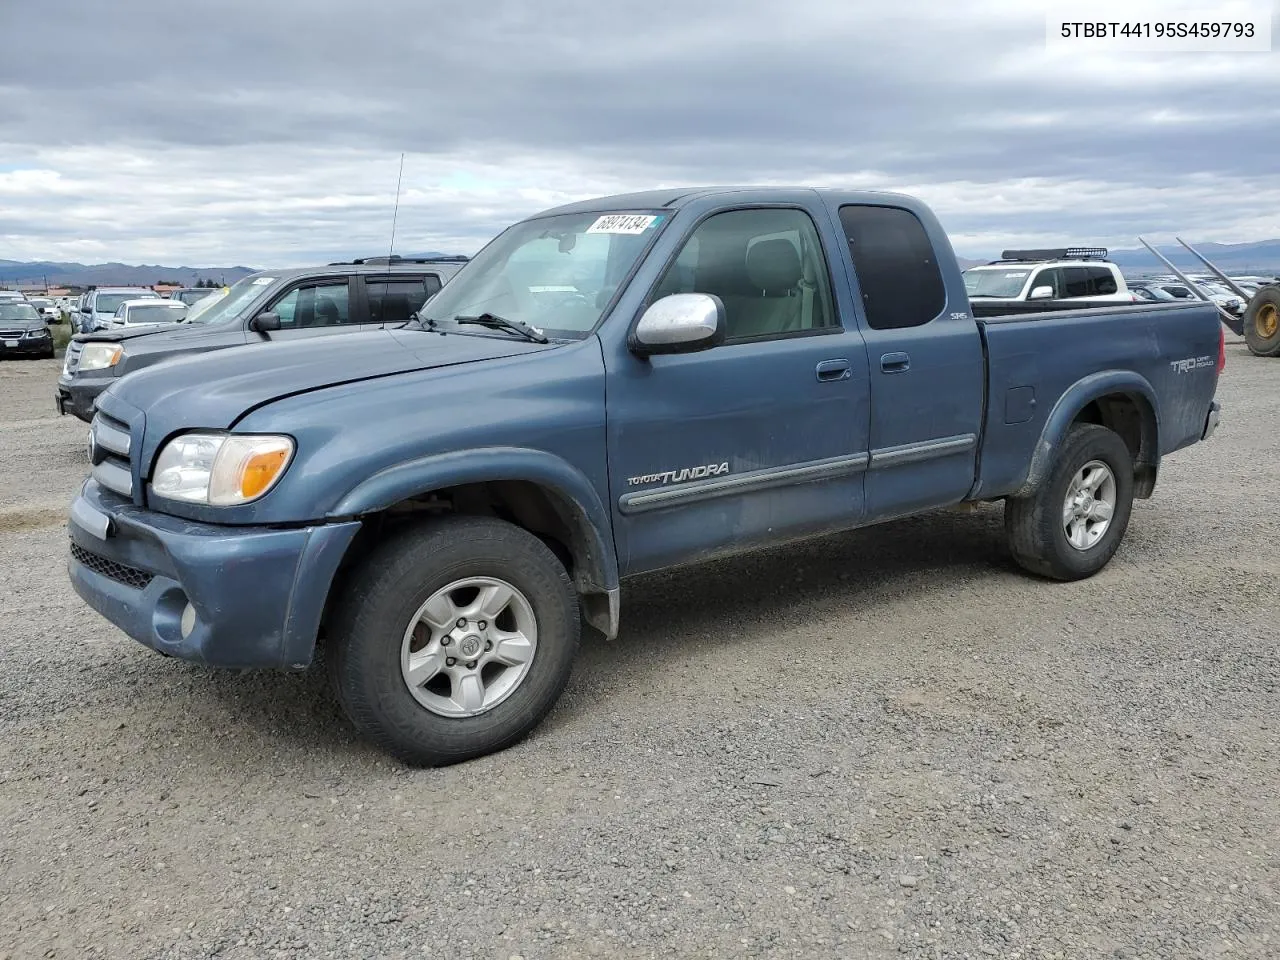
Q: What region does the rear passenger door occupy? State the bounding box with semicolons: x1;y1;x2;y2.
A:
836;203;985;520
259;277;367;341
359;274;443;326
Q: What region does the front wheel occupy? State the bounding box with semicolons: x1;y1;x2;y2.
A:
1004;423;1135;581
329;515;580;766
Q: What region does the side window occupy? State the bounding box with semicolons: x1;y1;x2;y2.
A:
839;205;945;330
651;208;836;341
1061;267;1092;298
1029;268;1061;297
271;281;351;328
365;276;440;324
1088;266;1117;294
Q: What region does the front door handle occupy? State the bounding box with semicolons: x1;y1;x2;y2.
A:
815;358;852;382
880;352;911;373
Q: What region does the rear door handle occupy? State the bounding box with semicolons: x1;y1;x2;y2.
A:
815;358;852;382
880;352;911;373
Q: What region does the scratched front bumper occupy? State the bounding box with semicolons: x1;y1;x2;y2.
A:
67;479;361;669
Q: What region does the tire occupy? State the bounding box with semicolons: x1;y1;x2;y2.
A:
1005;423;1135;581
328;515;580;767
1243;286;1280;357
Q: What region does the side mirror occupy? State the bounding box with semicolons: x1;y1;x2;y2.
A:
250;311;281;332
629;293;726;358
1028;285;1055;300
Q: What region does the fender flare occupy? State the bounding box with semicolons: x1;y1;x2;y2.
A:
328;446;619;597
1016;370;1161;497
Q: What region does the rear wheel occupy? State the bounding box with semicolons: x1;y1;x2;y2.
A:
1005;423;1135;580
329;515;580;766
1243;286;1280;357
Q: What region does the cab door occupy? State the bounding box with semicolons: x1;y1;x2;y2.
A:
835;203;985;521
603;203;872;576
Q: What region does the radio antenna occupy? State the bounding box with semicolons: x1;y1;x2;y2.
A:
387;152;405;260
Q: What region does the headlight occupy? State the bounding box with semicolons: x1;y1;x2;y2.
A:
152;432;294;506
78;343;123;371
26;327;49;338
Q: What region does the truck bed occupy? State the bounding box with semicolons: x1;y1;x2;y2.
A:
970;300;1222;500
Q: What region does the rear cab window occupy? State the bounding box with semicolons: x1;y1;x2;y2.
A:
838;204;946;329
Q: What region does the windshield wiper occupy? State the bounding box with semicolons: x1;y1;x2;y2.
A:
452;313;548;343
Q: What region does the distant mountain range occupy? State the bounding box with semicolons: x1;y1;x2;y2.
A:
958;239;1280;275
0;259;257;288
0;252;464;289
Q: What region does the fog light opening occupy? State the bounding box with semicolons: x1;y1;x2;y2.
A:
180;602;197;639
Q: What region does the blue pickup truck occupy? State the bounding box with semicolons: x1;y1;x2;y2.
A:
66;187;1224;766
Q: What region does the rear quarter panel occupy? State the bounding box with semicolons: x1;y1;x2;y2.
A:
973;301;1220;499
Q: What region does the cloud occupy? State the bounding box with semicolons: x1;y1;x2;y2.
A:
0;0;1277;265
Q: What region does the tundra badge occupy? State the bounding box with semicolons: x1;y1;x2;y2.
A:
627;462;730;487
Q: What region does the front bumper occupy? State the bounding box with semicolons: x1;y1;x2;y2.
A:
67;479;362;670
56;372;114;422
1;335;53;356
1202;399;1221;441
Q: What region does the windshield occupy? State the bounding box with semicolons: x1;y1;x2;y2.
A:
0;304;40;321
176;290;214;305
95;292;156;313
963;268;1031;298
419;211;668;338
182;275;275;325
126;303;187;324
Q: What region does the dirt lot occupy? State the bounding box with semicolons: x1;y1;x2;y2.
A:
1;345;1277;960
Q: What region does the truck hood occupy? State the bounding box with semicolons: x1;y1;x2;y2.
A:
101;328;558;435
75;322;224;346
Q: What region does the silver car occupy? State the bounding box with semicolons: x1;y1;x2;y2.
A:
109;298;189;328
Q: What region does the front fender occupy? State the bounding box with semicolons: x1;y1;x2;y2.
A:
1018;370;1160;497
330;445;619;597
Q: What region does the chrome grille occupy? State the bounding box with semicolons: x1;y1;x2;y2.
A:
70;542;153;590
90;411;135;498
0;328;27;339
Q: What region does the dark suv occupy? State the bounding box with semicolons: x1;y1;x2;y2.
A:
56;256;467;422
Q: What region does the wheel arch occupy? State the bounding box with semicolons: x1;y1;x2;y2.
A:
325;447;620;638
1018;371;1161;499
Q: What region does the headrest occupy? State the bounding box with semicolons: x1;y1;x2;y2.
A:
746;239;802;293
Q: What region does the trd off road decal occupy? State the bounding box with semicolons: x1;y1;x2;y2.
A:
626;462;730;487
1170;355;1215;373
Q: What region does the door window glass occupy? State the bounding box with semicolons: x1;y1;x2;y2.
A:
651;208;837;341
272;282;351;328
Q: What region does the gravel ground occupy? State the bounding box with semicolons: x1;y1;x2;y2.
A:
1;343;1277;960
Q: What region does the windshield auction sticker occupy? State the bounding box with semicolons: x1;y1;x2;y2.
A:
586;214;660;235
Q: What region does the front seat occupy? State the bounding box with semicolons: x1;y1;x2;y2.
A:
730;239;804;338
313;297;340;327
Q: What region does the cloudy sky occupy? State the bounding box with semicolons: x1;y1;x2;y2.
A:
1;0;1277;267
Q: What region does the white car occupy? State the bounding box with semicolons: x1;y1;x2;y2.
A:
963;248;1136;305
109;298;189;328
25;297;60;322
